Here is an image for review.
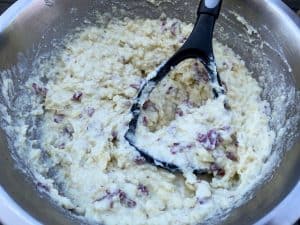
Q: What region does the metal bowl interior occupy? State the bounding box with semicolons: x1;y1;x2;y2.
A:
0;0;299;225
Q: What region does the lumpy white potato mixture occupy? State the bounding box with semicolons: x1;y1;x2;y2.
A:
26;18;274;225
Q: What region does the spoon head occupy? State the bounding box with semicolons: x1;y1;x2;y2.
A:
124;59;224;175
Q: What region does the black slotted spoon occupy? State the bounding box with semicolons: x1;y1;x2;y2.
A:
125;0;225;174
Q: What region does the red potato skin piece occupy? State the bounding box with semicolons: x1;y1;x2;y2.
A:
72;91;83;101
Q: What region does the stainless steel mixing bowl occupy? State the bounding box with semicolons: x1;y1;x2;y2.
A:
0;0;299;224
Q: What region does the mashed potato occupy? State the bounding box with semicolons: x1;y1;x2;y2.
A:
25;17;274;225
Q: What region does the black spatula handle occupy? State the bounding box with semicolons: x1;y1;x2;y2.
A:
149;0;223;91
197;0;222;18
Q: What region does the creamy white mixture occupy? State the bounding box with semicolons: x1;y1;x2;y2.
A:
16;18;274;224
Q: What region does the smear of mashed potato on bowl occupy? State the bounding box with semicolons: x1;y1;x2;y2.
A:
19;17;274;225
